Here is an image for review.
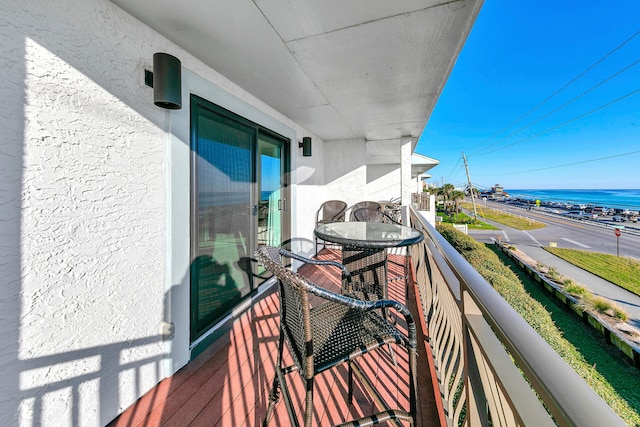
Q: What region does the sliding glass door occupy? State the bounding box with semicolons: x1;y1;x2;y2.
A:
257;133;284;248
190;95;289;342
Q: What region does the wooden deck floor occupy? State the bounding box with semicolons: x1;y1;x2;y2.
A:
108;249;439;426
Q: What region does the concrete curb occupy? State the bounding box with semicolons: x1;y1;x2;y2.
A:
497;242;640;369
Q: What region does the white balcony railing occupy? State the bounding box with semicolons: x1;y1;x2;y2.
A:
408;207;625;426
411;192;431;211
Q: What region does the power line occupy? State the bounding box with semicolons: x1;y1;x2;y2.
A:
487;150;640;176
441;155;464;183
471;88;640;157
467;29;640;154
471;56;640;157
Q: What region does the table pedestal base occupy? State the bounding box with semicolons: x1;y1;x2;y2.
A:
341;246;387;300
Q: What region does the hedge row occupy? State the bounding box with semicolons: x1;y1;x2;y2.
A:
436;224;640;426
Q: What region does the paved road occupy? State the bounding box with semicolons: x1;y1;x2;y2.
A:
475;200;640;259
468;215;640;329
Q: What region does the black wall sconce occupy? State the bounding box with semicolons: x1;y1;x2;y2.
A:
299;136;312;157
153;52;182;110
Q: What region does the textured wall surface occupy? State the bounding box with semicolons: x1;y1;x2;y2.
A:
1;0;169;425
0;0;328;425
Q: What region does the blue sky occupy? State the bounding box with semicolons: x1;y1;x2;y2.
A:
416;1;640;191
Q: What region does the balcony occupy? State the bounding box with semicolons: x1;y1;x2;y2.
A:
109;206;625;426
9;1;631;425
109;248;434;426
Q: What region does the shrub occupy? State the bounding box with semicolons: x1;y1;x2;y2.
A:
436;224;562;342
547;266;560;280
564;281;591;298
614;308;629;322
592;296;612;314
435;224;640;425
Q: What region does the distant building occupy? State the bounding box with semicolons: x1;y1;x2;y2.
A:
480;184;509;200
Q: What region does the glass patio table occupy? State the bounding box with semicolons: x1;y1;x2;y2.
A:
314;222;424;300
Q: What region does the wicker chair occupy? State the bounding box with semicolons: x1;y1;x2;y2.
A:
352;207;399;224
382;201;402;224
351;207;384;223
256;246;417;427
315;200;347;254
350;207;410;298
346;202;386;297
347;201;381;221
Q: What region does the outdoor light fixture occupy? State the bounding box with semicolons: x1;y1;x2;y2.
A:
299;136;312;156
153;52;182;110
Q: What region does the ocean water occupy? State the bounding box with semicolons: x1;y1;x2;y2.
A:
505;189;640;210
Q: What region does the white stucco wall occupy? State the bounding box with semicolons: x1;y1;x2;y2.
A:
0;0;317;425
322;138;402;205
2;2;168;425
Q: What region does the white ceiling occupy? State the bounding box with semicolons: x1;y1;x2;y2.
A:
110;0;482;142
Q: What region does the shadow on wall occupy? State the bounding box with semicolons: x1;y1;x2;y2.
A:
107;252;277;425
0;1;173;425
323;139;367;184
0;6;25;425
18;336;168;425
16;261;188;426
366;163;398;185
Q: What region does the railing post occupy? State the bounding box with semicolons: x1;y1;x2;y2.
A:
463;290;488;427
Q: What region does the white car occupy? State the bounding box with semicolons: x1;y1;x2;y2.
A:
563;211;588;220
612;215;626;222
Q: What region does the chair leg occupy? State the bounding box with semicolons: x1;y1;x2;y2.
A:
315;236;326;256
381;307;398;366
404;254;411;299
263;331;285;426
263;374;281;426
409;347;418;426
388;343;398;366
347;362;354;404
304;379;314;427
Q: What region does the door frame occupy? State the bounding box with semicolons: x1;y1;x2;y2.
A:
164;67;298;372
188;94;290;350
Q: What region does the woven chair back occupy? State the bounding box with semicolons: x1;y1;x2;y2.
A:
349;201;381;220
256;246;312;376
352;207;385;223
318;200;347;223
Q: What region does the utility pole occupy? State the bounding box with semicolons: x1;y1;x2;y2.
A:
462;152;478;221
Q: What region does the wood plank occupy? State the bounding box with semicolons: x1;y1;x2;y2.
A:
108;250;435;427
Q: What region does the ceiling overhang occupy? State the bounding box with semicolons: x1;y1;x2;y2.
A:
110;0;482;143
412;153;440;179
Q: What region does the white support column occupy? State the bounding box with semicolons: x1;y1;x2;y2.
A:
400;136;413;224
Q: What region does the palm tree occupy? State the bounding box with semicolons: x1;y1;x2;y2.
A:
451;190;465;214
438;183;455;213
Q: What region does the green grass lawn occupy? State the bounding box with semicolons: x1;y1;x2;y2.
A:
545;247;640;297
461;202;546;230
437;211;498;230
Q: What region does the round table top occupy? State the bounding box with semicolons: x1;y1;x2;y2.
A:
315;221;424;249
